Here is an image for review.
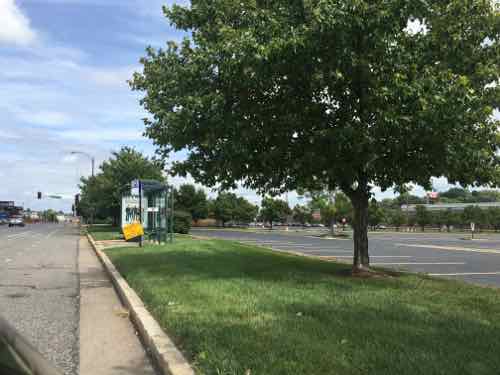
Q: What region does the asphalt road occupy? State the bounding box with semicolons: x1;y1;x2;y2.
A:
192;228;500;287
0;223;79;375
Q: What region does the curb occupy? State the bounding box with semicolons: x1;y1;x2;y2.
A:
86;234;195;375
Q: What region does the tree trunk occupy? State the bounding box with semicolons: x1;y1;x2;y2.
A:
351;193;370;271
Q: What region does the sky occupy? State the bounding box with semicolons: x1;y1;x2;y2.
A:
0;0;474;213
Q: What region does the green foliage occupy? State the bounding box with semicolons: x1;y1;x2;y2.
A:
440;188;500;203
174;184;208;222
396;194;426;206
173;210;192;234
292;204;312;225
78;147;164;224
388;209;407;230
415;205;431;231
132;1;499;194
333;193;353;224
131;1;499;265
211;192;258;225
41;209;58;223
488;208;500;231
320;204;336;227
260;197;291;227
368;199;385;228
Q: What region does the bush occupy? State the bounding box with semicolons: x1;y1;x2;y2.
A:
174;210;192;234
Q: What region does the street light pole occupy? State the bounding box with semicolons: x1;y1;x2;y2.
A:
71;151;95;177
70;151;95;224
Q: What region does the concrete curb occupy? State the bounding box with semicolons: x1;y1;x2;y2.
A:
86;234;195;375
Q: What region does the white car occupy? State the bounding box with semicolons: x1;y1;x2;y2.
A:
8;217;25;227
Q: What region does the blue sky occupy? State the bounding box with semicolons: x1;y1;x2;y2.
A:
0;0;465;212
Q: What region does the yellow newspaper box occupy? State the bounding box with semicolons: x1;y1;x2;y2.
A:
123;222;144;241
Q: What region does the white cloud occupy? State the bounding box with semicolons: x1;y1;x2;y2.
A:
87;66;138;88
58;127;144;142
0;0;37;46
15;109;70;126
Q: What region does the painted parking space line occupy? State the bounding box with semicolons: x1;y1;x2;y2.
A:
397;243;500;255
429;272;500;276
305;236;350;241
372;262;466;265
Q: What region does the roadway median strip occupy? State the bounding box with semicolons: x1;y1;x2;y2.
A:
101;236;500;374
397;243;500;255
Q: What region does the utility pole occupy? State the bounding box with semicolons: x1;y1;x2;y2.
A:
71;151;95;177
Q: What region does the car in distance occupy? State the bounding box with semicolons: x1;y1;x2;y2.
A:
8;217;25;227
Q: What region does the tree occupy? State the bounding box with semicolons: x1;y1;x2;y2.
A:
131;2;500;271
440;188;470;202
462;205;484;230
368;199;385;230
389;209;406;231
431;210;446;231
260;197;291;229
293;205;312;226
334;193;353;228
443;209;461;232
212;192;238;227
233;197;259;224
488;208;500;231
79;147;164;225
174;184;208;222
415;205;431;231
211;192;257;226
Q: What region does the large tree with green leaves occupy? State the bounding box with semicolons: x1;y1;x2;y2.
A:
211;192;258;226
260;197;291;228
131;1;500;271
79;147;164;224
174;184;208;222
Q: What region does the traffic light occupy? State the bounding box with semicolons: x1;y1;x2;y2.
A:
37;192;42;199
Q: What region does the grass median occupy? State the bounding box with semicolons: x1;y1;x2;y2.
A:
87;225;123;241
105;237;500;375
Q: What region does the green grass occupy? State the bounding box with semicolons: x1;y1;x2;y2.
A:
106;237;500;375
0;340;30;375
87;225;123;241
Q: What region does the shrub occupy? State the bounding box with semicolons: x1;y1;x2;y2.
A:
174;210;192;234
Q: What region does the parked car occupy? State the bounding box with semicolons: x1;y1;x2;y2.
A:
8;217;25;227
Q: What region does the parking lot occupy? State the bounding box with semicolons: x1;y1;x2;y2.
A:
192;228;500;287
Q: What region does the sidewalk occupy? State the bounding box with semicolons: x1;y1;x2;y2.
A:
79;237;156;375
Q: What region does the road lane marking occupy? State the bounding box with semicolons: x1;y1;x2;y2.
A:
396;243;500;255
429;272;500;276
6;232;32;239
371;262;466;265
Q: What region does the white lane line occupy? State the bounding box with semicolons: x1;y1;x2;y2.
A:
6;231;32;239
372;262;466;265
429;272;500;276
397;243;500;255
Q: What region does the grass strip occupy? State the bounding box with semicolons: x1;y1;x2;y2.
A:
106;237;500;375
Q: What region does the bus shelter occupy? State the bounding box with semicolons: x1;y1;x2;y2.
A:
121;179;174;245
